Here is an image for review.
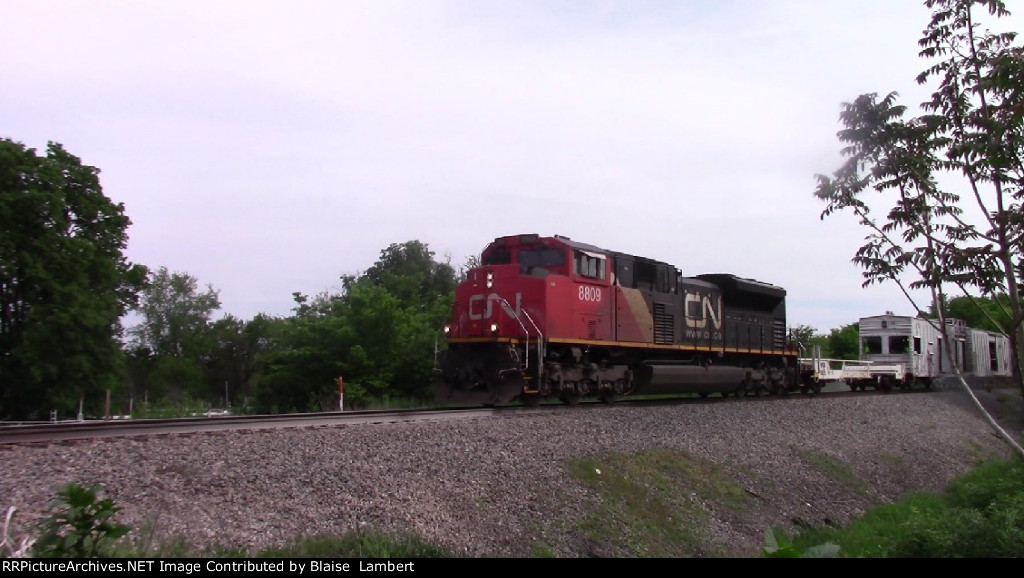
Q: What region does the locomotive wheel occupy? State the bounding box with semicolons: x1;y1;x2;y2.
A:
561;392;581;406
599;392;619;404
521;394;542;407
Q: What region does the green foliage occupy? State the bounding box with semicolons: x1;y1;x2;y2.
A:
790;323;858;359
124;267;240;407
789;325;818;353
786;457;1024;557
130;393;214;419
355;240;456;305
929;294;1017;334
814;0;1024;391
762;527;840;558
568;448;748;557
257;531;455;558
128;266;221;360
202;314;272;407
825;323;860;360
0;139;147;419
796;448;870;496
108;528;455;559
32;483;131;558
253;240;454;413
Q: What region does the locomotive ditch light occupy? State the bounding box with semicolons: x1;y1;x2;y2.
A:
486;272;494;289
443;324;451;334
490;323;499;333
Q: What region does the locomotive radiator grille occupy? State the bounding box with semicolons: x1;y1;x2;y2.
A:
773;320;786;349
654;302;674;345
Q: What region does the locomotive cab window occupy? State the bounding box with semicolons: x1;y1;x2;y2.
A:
574;250;606;280
862;336;882;355
482;248;511;265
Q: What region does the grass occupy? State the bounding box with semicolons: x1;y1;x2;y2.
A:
782;457;1024;557
567;448;750;557
131;396;219;419
106;530;458;558
13;450;1024;558
795;448;872;497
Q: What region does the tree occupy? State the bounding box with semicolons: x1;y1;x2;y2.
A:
252;293;348;413
355;240;456;306
458;254;480;281
825;324;860;360
0;139;147;419
126;267;221;401
788;324;821;355
814;0;1024;455
203;314;273;407
928;293;1017;332
254;240;457;413
129;267;221;358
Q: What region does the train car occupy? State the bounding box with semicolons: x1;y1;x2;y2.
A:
857;313;1012;388
965;327;1013;377
434;234;800;406
857;314;955;389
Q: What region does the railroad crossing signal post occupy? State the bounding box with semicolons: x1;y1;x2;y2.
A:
338;376;344;412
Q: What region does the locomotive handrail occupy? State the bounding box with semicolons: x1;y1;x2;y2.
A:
518;308;544;383
494;296;545;386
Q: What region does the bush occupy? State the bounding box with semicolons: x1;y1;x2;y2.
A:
32;483;130;558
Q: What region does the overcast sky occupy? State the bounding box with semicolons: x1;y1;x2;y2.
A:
4;1;1021;333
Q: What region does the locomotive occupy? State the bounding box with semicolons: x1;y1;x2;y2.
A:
434;234;801;406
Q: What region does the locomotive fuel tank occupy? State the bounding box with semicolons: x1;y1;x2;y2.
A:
632;362;749;396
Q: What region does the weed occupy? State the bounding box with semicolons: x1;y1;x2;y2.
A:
762;527;840;558
32;483;130;558
795;448;870;497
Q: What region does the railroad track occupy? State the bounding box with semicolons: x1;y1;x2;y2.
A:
0;406;524;445
0;386;924;445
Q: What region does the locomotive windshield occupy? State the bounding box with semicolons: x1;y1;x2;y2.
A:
519;248;565;268
481;247;512;265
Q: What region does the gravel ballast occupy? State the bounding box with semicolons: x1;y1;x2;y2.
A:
1;384;1019;557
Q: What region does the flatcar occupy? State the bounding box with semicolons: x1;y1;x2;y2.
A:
433;234;801;406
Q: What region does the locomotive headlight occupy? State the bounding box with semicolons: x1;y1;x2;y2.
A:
486;272;494;288
490;322;499;333
443;324;451;334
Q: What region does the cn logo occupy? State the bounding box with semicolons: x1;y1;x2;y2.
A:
684;292;722;330
468;292;523;320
